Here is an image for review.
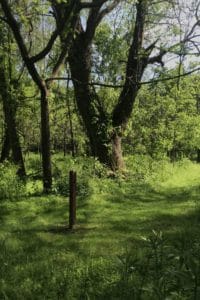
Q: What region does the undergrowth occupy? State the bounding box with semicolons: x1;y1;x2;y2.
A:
0;161;25;200
0;231;200;299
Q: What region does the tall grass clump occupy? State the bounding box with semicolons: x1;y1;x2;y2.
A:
145;157;200;195
125;155;200;194
0;161;25;200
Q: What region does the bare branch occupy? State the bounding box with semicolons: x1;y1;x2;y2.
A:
96;0;120;24
80;0;107;9
30;29;59;63
46;67;200;88
31;1;78;63
195;1;200;21
148;50;167;66
145;39;159;53
85;0;120;42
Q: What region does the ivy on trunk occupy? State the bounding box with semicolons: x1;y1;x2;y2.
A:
55;0;166;170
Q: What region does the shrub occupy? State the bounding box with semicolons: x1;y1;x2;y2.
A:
25;154;42;177
53;175;92;198
0;161;25;200
53;156;107;197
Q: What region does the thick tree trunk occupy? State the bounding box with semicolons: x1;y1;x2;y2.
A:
0;126;10;162
68;33;111;166
40;87;52;192
3;97;26;177
72;79;111;165
66;1;149;171
111;132;124;171
0;61;26;177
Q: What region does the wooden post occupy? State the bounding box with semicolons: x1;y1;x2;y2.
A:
69;170;76;229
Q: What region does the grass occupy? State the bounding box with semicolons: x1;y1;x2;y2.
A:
1;155;200;299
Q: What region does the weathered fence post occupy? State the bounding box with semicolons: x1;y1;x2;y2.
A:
69;170;76;229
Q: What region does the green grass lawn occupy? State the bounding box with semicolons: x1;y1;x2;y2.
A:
1;156;200;299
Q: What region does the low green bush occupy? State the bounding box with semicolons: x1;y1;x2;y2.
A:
25;154;42;178
0;161;25;200
53;175;92;198
53;156;107;197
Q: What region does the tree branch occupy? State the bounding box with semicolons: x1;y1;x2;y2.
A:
148;50;167;66
30;29;59;63
45;67;200;88
48;15;78;85
80;0;107;9
31;0;78;63
85;0;119;42
0;0;43;89
96;0;120;25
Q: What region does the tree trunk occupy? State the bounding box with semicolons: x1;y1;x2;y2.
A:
0;60;26;177
66;90;75;158
111;132;124;171
72;79;111;165
197;149;200;163
40;87;52;192
65;1;150;171
3;97;26;177
0;126;10;162
68;32;111;166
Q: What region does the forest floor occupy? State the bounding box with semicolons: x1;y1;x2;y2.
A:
1;155;200;299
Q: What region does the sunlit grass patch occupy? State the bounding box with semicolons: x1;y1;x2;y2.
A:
1;155;200;298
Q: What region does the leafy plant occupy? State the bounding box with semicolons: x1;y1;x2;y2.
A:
0;161;25;200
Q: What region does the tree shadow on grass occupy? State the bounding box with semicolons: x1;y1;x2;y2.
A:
0;189;199;300
0;177;97;259
1;179;200;259
108;181;200;204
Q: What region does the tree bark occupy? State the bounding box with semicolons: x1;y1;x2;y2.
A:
0;126;10;162
66;92;75;158
68;31;111;165
111;132;124;171
0;59;26;177
67;2;148;170
3;95;26;177
60;0;158;170
40;87;52;191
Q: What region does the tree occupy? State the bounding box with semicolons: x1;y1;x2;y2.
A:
0;18;25;176
0;0;79;191
52;0;200;170
128;70;200;160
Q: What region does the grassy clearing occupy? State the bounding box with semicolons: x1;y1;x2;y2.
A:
0;155;200;299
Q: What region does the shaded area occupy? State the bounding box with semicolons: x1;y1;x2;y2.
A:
0;179;200;299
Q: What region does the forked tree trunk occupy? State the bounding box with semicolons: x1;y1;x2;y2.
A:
68;31;111;166
68;35;125;169
64;1;153;171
